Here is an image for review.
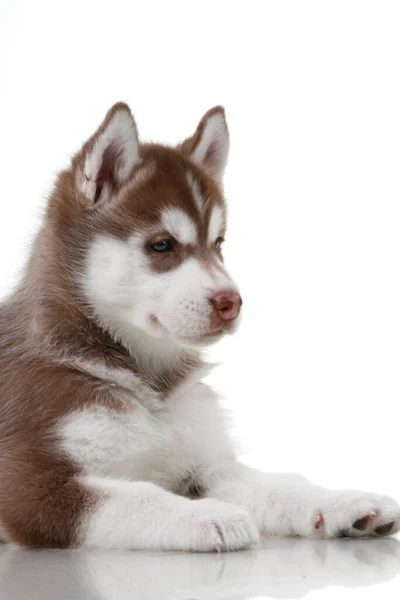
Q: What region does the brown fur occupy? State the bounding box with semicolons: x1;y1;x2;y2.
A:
0;103;227;547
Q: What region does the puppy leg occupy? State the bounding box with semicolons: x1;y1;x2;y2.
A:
202;461;400;539
2;475;258;551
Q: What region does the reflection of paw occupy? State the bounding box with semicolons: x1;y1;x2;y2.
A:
313;490;400;538
180;498;259;552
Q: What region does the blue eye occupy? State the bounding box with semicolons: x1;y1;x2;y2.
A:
151;240;173;253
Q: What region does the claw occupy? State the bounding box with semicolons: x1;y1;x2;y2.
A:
314;513;324;530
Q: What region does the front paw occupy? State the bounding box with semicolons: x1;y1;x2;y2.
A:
313;490;400;539
178;499;259;552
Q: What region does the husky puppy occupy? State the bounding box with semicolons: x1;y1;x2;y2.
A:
0;104;398;549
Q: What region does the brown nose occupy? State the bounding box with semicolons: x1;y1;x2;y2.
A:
210;290;242;321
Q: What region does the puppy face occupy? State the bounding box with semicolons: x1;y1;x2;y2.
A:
60;104;242;348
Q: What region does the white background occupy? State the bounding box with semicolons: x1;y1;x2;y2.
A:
1;2;400;597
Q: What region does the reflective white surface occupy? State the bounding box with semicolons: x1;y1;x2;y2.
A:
1;450;399;600
1;536;399;600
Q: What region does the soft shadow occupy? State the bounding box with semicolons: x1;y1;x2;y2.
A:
0;537;400;599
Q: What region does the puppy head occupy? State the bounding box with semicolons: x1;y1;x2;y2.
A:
53;104;241;350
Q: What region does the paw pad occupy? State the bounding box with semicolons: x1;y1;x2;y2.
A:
352;511;376;531
375;522;394;536
311;492;400;539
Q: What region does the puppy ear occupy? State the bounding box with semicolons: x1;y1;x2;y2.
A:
180;106;229;178
75;103;140;205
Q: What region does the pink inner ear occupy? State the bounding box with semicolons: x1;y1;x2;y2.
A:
93;143;123;203
204;140;220;170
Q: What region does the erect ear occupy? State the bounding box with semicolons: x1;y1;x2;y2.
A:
75;102;140;205
179;106;229;179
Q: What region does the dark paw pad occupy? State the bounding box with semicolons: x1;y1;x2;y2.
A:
353;515;372;531
375;522;394;536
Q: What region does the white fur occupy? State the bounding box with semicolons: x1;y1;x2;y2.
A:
81;107;140;202
82;233;239;355
202;462;400;538
60;374;258;551
186;171;206;216
57;374;258;551
160;207;197;245
208;205;223;244
59;375;233;485
59;368;400;549
154;257;237;340
82;476;258;551
191;112;229;177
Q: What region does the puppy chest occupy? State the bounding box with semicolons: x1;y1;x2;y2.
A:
56;403;201;482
